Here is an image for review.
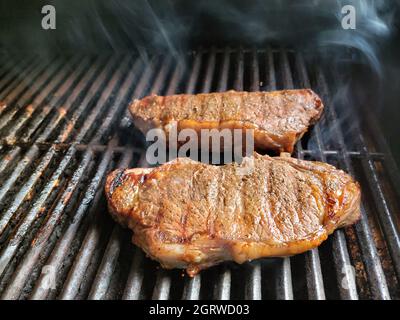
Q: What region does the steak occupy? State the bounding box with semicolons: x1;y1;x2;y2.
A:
129;89;324;154
105;153;361;276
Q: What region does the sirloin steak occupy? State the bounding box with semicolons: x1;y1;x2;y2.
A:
129;89;324;154
105;153;361;276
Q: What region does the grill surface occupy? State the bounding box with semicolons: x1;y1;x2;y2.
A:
0;48;399;300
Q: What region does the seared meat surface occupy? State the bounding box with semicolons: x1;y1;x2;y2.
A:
105;153;360;276
129;89;324;154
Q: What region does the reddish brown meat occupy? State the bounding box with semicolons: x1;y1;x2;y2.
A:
105;153;361;276
129;89;324;154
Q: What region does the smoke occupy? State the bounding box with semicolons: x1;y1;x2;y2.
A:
315;0;393;75
0;1;395;72
0;0;398;154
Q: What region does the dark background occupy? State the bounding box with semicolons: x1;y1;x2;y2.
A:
0;0;399;163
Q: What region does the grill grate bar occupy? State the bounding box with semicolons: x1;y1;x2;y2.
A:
181;50;217;300
11;56;91;144
29;141;117;299
73;57;142;298
63;56;132;144
0;145;49;235
149;58;187;300
301;150;384;159
275;257;293;300
122;249;145;300
152;270;172;300
34;56;108;143
352;125;400;281
0;55;24;79
57;145;120;299
213;49;239;300
1;149;94;299
0;56;40;102
202;48;216;93
119;57;170;300
0;146;21;174
88;151;134;300
186;51;203;95
132;57;174;301
0;59;64;131
245;49;262;300
57;56;151;299
91;58;143;144
87;227;124;300
2;56;83;144
280;48;327;301
53;57;118;144
316;68;391;299
178;50;217;300
0;57;36;100
165;58;184;95
182;274;201;300
0;145;83;290
272;49;294;300
294;51;358;300
3;57;62;106
363;111;400;196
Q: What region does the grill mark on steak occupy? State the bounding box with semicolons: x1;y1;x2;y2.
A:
107;169;126;197
207;168;220;239
129;89;324;154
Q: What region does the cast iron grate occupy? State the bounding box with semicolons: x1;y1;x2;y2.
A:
0;48;399;300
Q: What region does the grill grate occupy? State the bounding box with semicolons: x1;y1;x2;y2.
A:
0;48;399;300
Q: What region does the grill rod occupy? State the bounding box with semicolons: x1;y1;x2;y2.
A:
151;56;188;301
281;49;326;300
294;51;358;300
4;56;88;144
57;57;149;299
120;58;165;301
316;68;391;299
0;57;63;133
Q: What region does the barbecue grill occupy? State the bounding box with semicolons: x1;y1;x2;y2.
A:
0;46;399;300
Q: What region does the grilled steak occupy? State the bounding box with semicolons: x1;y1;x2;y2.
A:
105;153;361;276
129;89;324;153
